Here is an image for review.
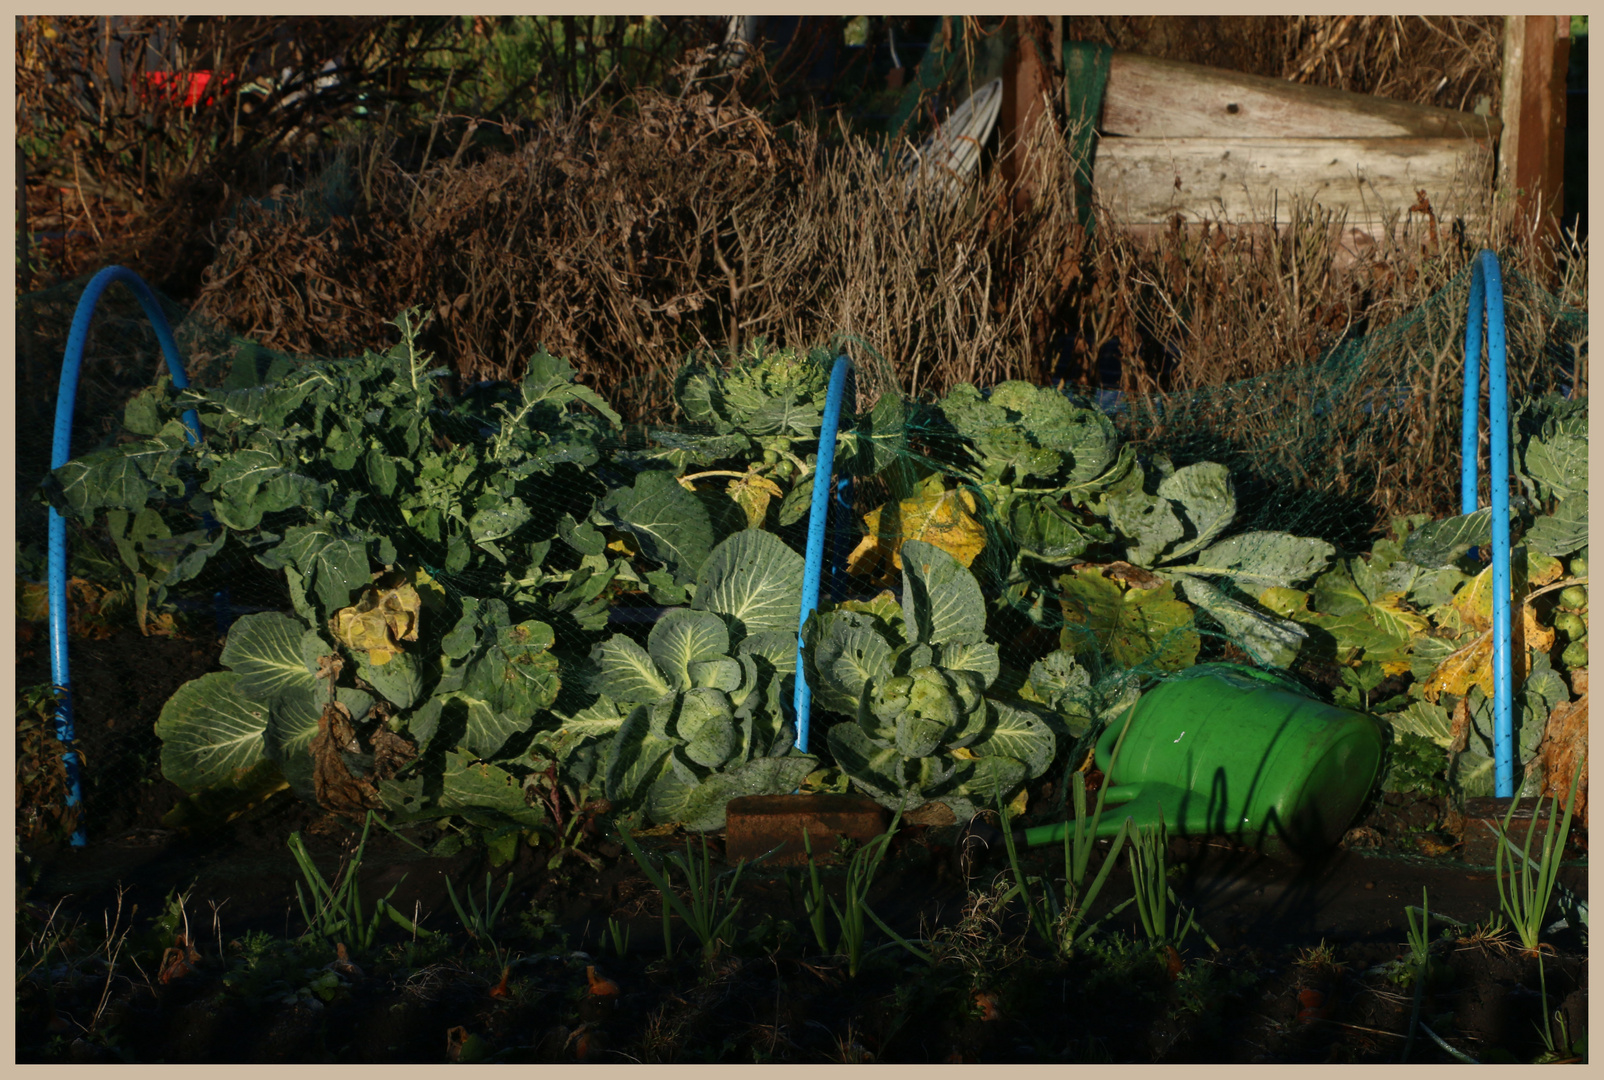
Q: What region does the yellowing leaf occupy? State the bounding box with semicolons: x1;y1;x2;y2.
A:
331;575;422;666
836;589;906;641
1520;602;1556;656
1261;584;1414;667
838;589;901;620
1423;634;1494;703
726;472;784;530
1059;566;1199;672
847;483;987;583
412;564;449;605
1257;586;1311;618
1527;552;1565;589
16;578;49;622
1452;552;1565;632
1423;605;1554;703
1368;592;1431;641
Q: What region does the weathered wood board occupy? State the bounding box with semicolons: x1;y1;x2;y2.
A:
1100;52;1501;143
1090;52;1497;236
1093;136;1490;227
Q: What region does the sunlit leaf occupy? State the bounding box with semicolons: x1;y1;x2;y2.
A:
846;481;987;581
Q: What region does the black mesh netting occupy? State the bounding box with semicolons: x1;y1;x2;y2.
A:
15;253;1586;849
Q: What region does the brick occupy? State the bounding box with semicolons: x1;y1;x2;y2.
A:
724;794;888;867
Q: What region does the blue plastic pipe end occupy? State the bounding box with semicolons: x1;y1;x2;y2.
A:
48;266;200;846
793;354;854;755
1460;251;1514;798
1460;265;1485;517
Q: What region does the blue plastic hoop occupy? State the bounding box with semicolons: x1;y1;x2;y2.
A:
1459;250;1514;798
793;354;854;755
48;266;202;846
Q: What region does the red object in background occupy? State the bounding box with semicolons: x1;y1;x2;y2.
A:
143;70;235;108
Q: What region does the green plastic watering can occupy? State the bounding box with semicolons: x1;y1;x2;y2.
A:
1024;664;1387;860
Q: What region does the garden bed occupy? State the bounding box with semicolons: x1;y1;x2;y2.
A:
17;621;1588;1065
19;248;1587;1068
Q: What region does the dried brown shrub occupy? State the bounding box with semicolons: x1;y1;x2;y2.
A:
17;15;461;296
189;35;1580;536
195;73;1094;418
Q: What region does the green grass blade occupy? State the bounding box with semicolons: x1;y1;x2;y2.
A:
860;901;932;964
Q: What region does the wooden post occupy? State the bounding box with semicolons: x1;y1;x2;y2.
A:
1499;16;1571;251
999;16;1060;214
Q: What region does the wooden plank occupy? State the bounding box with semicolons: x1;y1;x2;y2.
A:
1101;51;1502;144
1092;136;1491;228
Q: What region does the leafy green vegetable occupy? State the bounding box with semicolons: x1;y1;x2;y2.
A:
64;314;648;838
932;382;1129;573
155;673;274;794
691;528;806;640
1057;566;1199;672
589;531;815;829
1451;657;1568;798
900;538;988;647
598;469;714;586
809;540;1056;819
1185;531;1335;592
157;612;374;798
1402;508;1494;568
1174;575;1307;669
1526;497;1588;558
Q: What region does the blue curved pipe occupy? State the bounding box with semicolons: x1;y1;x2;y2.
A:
1460;250;1514;798
49;266;202;846
793;353;853;754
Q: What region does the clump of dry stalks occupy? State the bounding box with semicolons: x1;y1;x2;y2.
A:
1089;179;1585;534
15;16;465;297
193;57;1094;418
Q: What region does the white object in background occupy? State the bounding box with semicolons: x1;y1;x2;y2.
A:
900;77;1003;207
277;57;342;110
722;15;757;69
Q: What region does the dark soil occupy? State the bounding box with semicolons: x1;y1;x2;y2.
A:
16;624;1590;1064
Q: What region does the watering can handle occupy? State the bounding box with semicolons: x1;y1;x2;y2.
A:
1097;783;1143;806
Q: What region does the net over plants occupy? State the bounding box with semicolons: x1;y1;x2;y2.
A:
21;250;1589;848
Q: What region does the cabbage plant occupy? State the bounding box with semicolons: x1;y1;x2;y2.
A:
808;539;1058;819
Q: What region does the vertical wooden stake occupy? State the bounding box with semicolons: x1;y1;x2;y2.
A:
999;16;1059;215
1498;15;1571;260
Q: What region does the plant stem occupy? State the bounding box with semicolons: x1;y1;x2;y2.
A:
802;829;831;954
1419;1021;1479;1064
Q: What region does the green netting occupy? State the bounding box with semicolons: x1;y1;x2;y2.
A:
1106;259;1586;550
18;251;1587;846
